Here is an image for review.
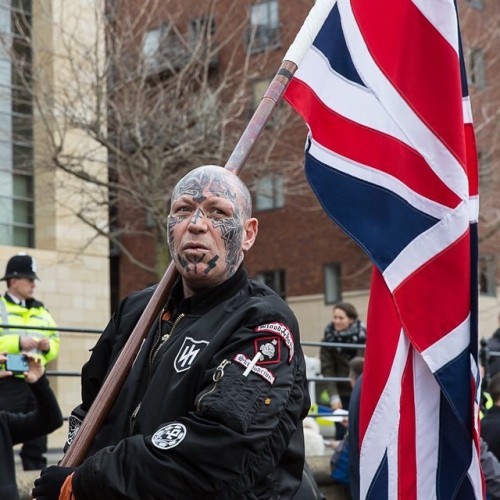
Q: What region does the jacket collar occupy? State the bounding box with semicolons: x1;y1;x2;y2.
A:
167;265;248;316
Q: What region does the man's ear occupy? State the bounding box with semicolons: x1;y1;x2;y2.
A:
242;218;258;252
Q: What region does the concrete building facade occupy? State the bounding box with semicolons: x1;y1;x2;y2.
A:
0;0;110;449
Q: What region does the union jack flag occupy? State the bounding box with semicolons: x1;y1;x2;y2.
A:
284;0;482;498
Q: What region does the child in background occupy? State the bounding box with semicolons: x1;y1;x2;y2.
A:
0;353;63;500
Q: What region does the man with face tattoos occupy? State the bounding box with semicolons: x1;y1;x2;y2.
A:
32;165;310;500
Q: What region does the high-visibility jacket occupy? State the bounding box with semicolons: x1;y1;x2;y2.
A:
0;295;59;366
481;391;494;420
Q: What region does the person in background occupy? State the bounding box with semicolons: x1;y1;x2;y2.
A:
320;303;365;441
0;253;59;471
32;165;310;500
0;353;63;500
487;313;500;379
320;303;366;412
482;373;500;461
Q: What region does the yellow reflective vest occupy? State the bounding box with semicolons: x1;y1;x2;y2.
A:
0;295;59;366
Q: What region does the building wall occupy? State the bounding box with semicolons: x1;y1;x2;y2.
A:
2;0;111;451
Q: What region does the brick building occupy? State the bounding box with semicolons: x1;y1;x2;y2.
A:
107;0;500;344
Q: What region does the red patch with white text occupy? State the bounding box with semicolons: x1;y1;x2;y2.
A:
254;336;281;365
254;322;295;363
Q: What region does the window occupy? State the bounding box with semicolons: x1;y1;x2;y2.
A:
256;270;286;299
324;263;341;304
142;27;161;68
255;174;284;211
468;48;486;88
189;16;216;43
142;25;185;74
252;77;278;126
479;255;496;297
247;0;279;53
0;0;34;247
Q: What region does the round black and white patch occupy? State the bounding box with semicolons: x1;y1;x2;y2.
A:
152;423;187;450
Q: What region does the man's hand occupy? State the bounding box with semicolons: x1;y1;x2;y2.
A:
24;355;44;384
20;336;38;351
32;466;75;500
38;338;50;352
0;353;12;379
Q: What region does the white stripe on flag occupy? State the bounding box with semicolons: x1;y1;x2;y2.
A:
360;332;409;499
294;47;411;146
337;0;468;198
414;350;440;500
383;201;469;291
421;315;470;374
411;0;459;53
309;139;452;219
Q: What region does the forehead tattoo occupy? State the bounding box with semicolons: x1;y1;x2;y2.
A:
172;170;238;205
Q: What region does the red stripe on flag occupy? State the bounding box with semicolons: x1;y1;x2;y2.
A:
285;79;461;208
351;0;467;168
465;123;479;196
394;232;470;351
359;268;402;444
399;350;417;500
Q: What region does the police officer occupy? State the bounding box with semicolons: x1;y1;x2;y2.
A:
0;253;59;470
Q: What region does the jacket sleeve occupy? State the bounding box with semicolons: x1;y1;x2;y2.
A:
6;375;63;444
71;301;310;499
40;309;59;365
0;334;21;354
320;344;340;401
481;437;500;499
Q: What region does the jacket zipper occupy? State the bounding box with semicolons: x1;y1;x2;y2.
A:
195;359;231;411
130;312;185;434
129;402;142;434
150;312;185;370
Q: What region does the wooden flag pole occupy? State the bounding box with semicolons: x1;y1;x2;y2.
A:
60;0;336;467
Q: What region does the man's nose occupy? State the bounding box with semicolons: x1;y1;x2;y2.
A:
189;208;208;231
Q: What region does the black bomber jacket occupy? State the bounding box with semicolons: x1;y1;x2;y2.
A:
68;266;310;499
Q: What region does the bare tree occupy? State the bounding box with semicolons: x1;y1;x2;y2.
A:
2;0;306;279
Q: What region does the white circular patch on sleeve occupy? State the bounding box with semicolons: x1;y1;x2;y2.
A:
152;423;187;450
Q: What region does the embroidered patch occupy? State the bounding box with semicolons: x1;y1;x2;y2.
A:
254;336;281;365
152;423;187;450
254;322;295;363
66;415;82;447
233;353;276;385
174;337;209;373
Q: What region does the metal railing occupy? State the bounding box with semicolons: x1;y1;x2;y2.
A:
2;323;498;397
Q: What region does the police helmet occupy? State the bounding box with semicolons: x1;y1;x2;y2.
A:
0;253;39;280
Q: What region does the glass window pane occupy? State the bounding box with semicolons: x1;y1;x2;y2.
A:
13;225;31;247
324;263;341;304
0;0;33;247
0;140;12;168
13;143;31;170
0;222;13;244
13;173;31;196
143;28;160;59
0;196;13;222
274;174;284;208
13;198;33;224
255;176;273;210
